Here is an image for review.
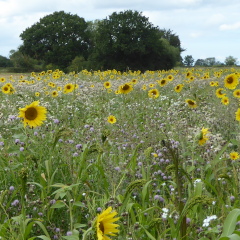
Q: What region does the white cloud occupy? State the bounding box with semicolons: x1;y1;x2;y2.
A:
219;22;240;30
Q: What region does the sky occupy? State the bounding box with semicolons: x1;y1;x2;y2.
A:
0;0;240;63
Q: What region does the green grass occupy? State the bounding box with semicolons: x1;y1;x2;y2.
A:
0;67;240;240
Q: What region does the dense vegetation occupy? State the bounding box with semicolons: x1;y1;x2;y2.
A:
1;10;183;72
0;67;240;239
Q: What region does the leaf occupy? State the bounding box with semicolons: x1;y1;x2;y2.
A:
140;226;156;240
50;201;66;208
36;236;52;240
142;180;152;203
74;223;87;229
219;234;240;240
73;202;87;208
221;209;240;237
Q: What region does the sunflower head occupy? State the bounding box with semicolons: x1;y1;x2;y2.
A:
19;101;47;128
104;81;111;89
108;115;117;124
197;127;210;145
224;73;239;89
95;207;120;240
230;152;240;160
215;88;226;98
185;99;197;108
119;83;133;94
148;89;160;99
174;84;183;93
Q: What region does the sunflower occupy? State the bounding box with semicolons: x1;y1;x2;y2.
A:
221;96;229;105
131;78;138;84
186;71;192;78
215;88;226;98
233;89;240;98
158;79;168;87
51;90;58;97
104;81;111;89
0;77;6;82
198;127;210;145
18;101;47;128
63;83;75;94
35;92;40;97
107;115;116;124
185;99;197;108
224;73;239;89
167;75;174;81
118;83;133;94
148;89;160;99
95;207;120;240
235;108;240;121
230;152;239;160
142;85;147;90
174;84;184;93
1;84;10;94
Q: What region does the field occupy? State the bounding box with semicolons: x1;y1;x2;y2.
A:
0;68;240;240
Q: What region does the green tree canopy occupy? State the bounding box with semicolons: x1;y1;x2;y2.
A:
0;55;13;67
183;55;194;67
89;10;181;71
19;11;90;70
224;56;238;66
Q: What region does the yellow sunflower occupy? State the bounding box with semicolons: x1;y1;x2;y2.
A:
104;81;111;89
233;89;240;98
185;99;197;108
51;90;58;97
0;77;6;83
230;152;239;160
221;96;229;105
131;78;138;84
235;108;240;121
118;83;133;94
215;88;226;98
148;88;160;99
1;84;10;94
198;127;210;145
95;207;120;240
35;92;40;97
224;73;239;89
167;75;174;81
174;84;184;93
158;79;168;87
107;115;116;124
18;101;47;128
63;83;75;94
186;71;192;78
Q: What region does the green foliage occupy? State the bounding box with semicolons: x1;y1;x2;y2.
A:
19;11;90;70
89;10;181;71
183;55;195;67
225;56;238;66
0;55;13;67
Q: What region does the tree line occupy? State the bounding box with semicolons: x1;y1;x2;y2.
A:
1;10;238;72
183;55;238;67
0;10;183;72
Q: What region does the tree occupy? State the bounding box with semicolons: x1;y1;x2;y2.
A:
194;59;205;66
205;57;216;66
9;49;39;71
19;11;90;70
0;55;13;67
225;56;238;66
183;55;194;67
90;10;180;71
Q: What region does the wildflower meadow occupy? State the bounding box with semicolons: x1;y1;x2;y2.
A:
0;67;240;240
